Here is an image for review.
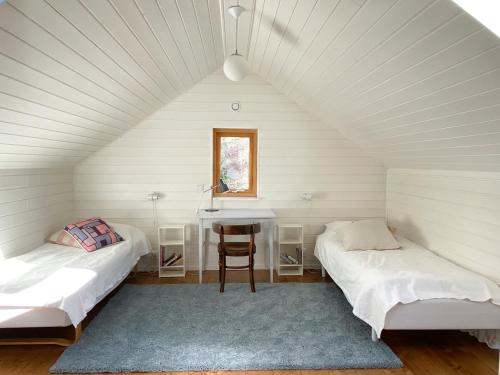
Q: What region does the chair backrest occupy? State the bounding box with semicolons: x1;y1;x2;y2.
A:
212;223;261;250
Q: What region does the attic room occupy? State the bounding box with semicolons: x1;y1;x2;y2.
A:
0;0;499;374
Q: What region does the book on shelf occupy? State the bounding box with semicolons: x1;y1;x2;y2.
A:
170;255;183;266
162;253;176;266
280;253;292;264
296;247;303;265
164;253;183;267
280;253;299;265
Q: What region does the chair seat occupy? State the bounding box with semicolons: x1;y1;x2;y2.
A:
218;242;256;256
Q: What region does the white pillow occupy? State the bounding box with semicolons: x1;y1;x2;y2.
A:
324;221;354;232
336;219;400;251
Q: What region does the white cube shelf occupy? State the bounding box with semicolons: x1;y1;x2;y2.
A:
275;224;304;276
158;225;186;278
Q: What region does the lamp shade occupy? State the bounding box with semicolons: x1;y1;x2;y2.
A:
223;54;248;81
218;178;229;194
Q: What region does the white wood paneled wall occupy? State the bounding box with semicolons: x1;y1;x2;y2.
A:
74;72;386;270
0;0;223;169
387;168;500;285
0;168;74;259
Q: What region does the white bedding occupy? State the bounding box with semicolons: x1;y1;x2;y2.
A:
314;227;500;338
0;223;151;327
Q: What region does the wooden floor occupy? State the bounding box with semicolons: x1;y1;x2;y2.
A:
0;270;498;375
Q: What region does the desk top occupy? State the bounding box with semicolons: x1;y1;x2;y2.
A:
197;209;276;220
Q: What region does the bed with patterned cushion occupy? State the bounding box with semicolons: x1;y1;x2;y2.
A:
0;222;151;345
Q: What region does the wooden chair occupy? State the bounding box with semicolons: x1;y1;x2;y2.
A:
212;223;261;293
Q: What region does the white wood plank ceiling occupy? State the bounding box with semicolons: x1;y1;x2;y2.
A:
1;0;499;171
0;0;223;169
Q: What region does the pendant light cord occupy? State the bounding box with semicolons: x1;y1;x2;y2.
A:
235;0;239;55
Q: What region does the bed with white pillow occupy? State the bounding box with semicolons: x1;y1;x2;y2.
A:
0;223;151;344
314;220;500;343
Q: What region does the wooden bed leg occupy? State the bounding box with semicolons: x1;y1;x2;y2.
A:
371;328;379;342
321;266;325;278
74;323;82;343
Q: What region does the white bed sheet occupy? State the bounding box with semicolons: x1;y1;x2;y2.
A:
0;223;151;327
314;228;500;337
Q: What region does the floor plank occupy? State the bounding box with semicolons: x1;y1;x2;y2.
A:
0;270;497;375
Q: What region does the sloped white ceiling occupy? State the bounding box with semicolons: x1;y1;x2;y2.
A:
1;0;500;171
0;0;223;168
246;0;500;171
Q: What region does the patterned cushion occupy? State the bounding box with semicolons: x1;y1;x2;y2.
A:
64;218;124;252
48;229;82;248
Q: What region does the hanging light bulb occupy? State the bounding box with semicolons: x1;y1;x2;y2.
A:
223;5;248;82
223;53;248;81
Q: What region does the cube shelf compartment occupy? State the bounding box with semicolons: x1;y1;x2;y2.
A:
158;225;186;278
275;224;304;276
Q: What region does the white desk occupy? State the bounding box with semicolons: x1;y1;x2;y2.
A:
197;209;276;284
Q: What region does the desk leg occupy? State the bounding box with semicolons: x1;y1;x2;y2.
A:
204;228;209;271
198;221;203;284
268;221;274;283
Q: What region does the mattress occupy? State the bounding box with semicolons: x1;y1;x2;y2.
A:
314;227;500;337
0;223;151;327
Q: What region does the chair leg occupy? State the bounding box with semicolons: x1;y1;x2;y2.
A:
250;253;256;293
218;254;222;282
220;255;226;293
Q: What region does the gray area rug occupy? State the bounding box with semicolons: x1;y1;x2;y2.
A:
51;283;402;373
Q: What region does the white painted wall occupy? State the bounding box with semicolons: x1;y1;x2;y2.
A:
0;168;74;259
74;71;386;270
387;168;500;285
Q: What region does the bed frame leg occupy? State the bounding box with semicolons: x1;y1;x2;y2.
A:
371;328;379;342
321;266;325;278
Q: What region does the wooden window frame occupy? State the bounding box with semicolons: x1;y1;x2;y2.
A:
213;128;258;197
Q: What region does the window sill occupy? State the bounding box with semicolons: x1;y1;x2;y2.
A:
214;196;260;201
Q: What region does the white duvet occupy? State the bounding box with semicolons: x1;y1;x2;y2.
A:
0;223;151;326
314;228;500;337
